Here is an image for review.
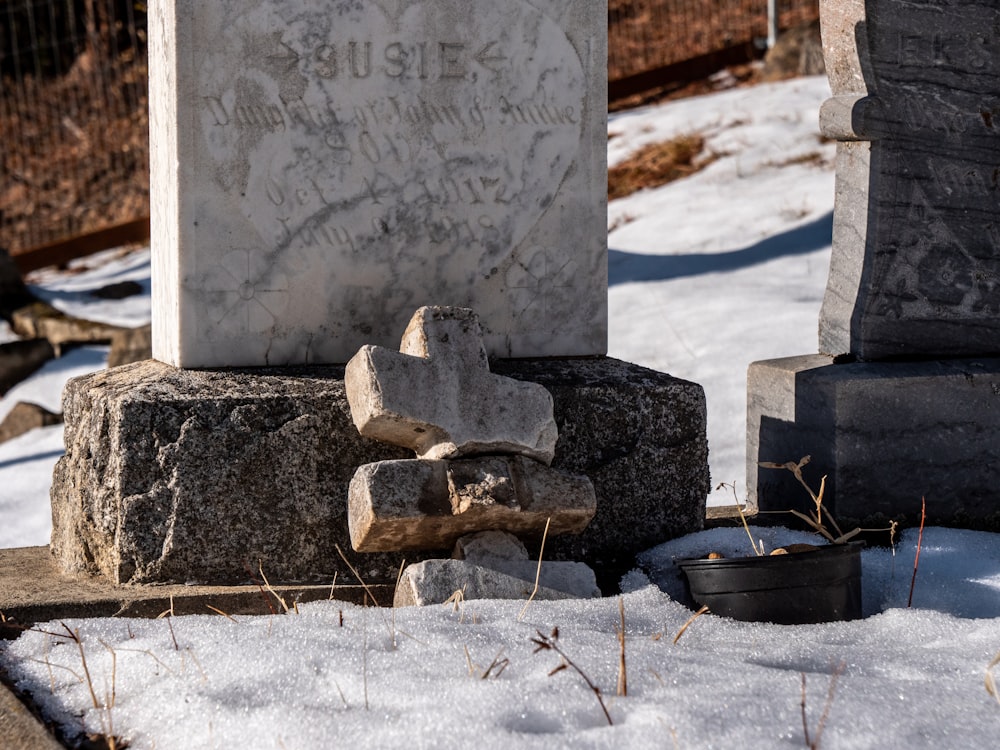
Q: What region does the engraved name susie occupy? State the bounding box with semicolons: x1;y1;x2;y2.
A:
202;37;581;137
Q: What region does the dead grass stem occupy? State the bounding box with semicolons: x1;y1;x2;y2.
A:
532;627;613;726
801;661;845;749
517;516;552;622
907;497;927;608
615;597;627;697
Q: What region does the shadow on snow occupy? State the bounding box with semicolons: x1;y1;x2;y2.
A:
609;211;833;286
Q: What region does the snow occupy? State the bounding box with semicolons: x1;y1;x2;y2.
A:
3;528;1000;749
2;76;1000;747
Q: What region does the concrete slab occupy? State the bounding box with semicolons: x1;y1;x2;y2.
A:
0;546;391;639
0;680;62;750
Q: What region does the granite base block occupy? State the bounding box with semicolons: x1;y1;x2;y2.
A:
52;357;708;586
747;354;1000;526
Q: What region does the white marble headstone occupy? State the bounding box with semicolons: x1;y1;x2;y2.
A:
149;0;607;367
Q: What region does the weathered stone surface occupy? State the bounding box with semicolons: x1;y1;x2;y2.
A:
150;0;607;367
347;455;595;552
0;402;62;445
52;356;707;586
494;358;709;587
817;0;1000;359
0;339;55;396
10;301;126;351
346;307;557;461
747;354;1000;526
453;530;529;561
393;558;599;607
107;324;153;368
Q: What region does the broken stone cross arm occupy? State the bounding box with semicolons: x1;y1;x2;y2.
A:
345;306;558;463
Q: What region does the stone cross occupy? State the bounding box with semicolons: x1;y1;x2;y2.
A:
148;0;607;367
818;0;1000;360
345;306;557;462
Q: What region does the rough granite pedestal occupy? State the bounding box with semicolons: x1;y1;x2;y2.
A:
748;355;1000;528
51;357;708;590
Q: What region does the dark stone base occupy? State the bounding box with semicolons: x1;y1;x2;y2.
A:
51;357;709;588
748;354;1000;528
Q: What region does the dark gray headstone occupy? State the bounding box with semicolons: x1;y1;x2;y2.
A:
819;0;1000;359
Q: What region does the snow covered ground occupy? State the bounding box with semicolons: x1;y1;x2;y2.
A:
2;77;999;747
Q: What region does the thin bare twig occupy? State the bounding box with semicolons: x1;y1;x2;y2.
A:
673;605;709;644
616;597;627;697
532;627;613;726
801;661;845;749
986;651;1000;707
907;497;927;608
518;517;552;622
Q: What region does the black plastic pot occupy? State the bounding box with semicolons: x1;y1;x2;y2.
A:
676;542;864;625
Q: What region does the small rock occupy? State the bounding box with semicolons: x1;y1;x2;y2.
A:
454;530;529;562
0;401;62;444
393;558;601;606
91;280;144;300
108;324;152;368
0;339;56;395
10;300;127;349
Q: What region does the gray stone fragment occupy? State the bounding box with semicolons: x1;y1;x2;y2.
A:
0;402;62;445
393;558;600;607
747;354;1000;525
0;339;55;395
51;357;707;585
107;324;152;368
91;280;143;300
10;301;126;351
346;307;557;463
347;456;596;552
454;530;529;562
817;0;1000;359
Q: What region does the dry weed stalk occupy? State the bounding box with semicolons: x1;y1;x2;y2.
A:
986;651;1000;707
518;516;552;622
907;497;927;608
205;604;239;623
615;597;627;697
800;661;845;750
463;645;510;679
718;481;765;555
672;605;709;644
258;561;291;614
531;627;613;726
758;456;858;544
57;623;121;749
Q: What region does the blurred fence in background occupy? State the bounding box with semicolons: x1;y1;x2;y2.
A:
609;0;820;98
2;0;818;260
1;0;148;258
